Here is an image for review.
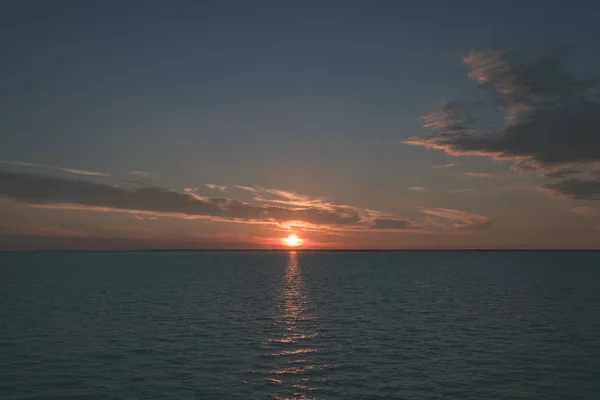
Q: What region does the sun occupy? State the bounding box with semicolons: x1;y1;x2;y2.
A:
282;234;304;247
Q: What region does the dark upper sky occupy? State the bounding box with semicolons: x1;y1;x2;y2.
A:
2;0;600;249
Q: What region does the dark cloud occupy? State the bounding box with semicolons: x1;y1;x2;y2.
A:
405;48;600;172
1;160;108;177
371;218;413;230
540;178;600;200
542;167;580;179
0;171;362;226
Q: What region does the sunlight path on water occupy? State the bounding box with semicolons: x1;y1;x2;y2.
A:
252;251;336;399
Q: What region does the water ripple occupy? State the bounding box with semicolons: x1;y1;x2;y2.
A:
1;250;600;399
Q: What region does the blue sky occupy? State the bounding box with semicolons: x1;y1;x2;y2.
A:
2;1;600;249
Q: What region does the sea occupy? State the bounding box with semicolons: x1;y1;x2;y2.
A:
1;250;599;399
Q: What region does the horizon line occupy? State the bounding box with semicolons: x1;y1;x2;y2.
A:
1;248;600;253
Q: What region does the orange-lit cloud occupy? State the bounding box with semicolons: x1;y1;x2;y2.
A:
0;169;493;236
234;185;257;193
206;183;227;192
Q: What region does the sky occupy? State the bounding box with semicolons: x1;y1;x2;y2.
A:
2;0;600;250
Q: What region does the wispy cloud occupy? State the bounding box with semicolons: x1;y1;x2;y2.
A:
421;208;491;231
252;187;350;212
1;160;108;177
0;169;492;235
408;186;426;191
135;215;158;220
205;184;227;192
0;170;363;228
259;188;310;201
434;162;460;169
464;172;492;178
184;188;198;193
541;168;580;179
364;209;395;219
129;171;151;178
405;48;600;175
371;208;491;232
449;188;477;193
572;206;598;216
234;185;257;193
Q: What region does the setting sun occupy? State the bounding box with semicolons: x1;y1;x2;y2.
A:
282;234;304;247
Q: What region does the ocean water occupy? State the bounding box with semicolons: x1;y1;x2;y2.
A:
1;251;600;400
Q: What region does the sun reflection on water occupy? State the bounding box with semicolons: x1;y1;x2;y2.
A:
257;251;329;399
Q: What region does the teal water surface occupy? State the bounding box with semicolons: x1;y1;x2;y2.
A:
1;251;600;399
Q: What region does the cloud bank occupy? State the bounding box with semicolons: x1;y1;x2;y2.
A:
0;169;492;234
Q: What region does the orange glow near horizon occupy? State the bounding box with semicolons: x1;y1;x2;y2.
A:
282;234;304;247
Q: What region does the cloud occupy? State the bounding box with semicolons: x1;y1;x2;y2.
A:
234;185;257;193
371;218;413;230
408;186;426;191
572;206;598;216
252;187;360;215
541;178;600;200
421;208;492;231
184;188;198;193
0;170;369;228
135;215;158;220
129;171;151;178
434;162;460;168
405;48;600;173
259;188;310;201
542;167;580;179
1;160;108;177
464;172;492;178
449;188;477;193
364;209;394;219
0;169;492;235
205;184;227;192
370;208;491;232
